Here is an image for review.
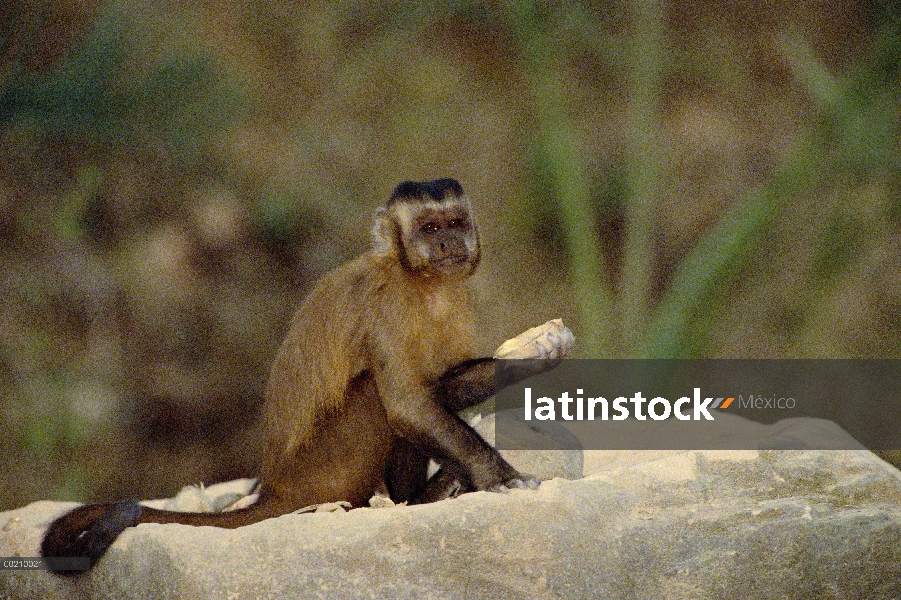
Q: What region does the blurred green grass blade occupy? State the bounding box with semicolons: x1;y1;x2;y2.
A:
642;148;819;358
644;28;895;359
641;190;776;358
506;1;614;357
622;0;664;354
778;32;842;113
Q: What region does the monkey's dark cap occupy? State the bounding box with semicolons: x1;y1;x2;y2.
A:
389;178;464;205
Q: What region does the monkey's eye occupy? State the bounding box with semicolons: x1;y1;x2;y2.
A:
421;222;439;233
448;219;463;228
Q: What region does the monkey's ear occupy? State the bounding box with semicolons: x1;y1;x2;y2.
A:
371;208;394;255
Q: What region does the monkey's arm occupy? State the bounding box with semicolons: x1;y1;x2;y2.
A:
374;360;528;492
432;357;561;412
403;324;572;502
387;358;499;504
383;357;495;504
434;320;574;412
431;357;495;411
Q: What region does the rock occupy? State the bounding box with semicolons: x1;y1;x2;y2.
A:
563;413;868;453
474;411;584;481
492;318;574;360
3;444;901;599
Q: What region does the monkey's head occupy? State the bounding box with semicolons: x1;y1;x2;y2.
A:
372;178;481;279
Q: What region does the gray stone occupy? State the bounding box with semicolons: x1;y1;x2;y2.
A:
3;426;901;599
474;410;584;481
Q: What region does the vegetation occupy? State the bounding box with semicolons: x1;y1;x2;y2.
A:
0;1;897;508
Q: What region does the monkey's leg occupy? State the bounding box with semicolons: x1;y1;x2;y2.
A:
383;360;491;504
432;357;560;412
410;467;470;504
384;438;431;504
434;318;573;413
385;440;472;505
432;358;496;411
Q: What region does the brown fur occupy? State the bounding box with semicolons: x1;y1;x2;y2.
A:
262;249;476;486
42;179;530;575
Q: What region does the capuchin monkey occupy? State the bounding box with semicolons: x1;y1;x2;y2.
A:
42;178;561;575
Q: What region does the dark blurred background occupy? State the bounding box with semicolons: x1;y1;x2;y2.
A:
1;1;899;510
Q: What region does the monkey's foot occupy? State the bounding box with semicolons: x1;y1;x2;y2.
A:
487;473;541;494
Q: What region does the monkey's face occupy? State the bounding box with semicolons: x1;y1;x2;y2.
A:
371;179;482;279
408;206;480;278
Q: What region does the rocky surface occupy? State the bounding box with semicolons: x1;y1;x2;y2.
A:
3;418;901;599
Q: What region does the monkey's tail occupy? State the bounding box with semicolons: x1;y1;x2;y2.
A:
41;495;285;576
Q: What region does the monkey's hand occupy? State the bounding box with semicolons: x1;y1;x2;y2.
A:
487;473;541;494
493;319;574;360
